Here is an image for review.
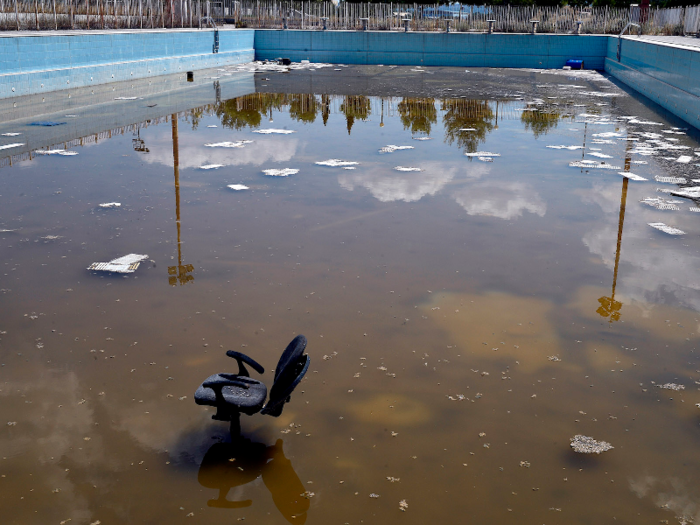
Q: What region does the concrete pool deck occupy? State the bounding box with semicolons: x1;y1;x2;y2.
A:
0;28;699;129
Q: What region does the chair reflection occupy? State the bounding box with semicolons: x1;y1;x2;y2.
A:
198;437;309;524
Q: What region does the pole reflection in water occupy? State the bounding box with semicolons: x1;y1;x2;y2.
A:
168;114;195;286
198;438;309;523
597;136;634;322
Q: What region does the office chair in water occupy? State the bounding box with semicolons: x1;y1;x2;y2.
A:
194;335;310;437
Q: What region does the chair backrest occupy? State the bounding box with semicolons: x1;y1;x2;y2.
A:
261;335;310;417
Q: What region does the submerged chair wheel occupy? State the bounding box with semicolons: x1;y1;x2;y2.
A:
195;335;310;436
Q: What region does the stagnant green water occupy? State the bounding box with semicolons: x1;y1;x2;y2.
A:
1;65;700;525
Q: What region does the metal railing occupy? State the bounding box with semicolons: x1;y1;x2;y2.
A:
1;0;699;34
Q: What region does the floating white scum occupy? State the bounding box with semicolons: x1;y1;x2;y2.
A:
262;168;299;177
379;145;414;153
676;155;693;163
199;164;224;170
655;382;685;391
412;137;432;141
648;222;685;235
464;152;500;157
655;175;687;184
0;143;24;151
228;61;333;74
99;202;122;209
88;254;149;274
114;97;139;100
315;159;359;167
253;129;296;135
227;184;249;191
204;140;253;148
618;172;647;181
34;149;78;156
569;160;621;170
546;145;584;150
394;166;422;172
592;132;624;138
588;152;614;159
640;197;680;211
1;132;22;137
570;435;613;454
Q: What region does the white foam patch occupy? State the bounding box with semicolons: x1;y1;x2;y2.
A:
99;202;121;209
0;142;24;151
640;197;680;211
1;133;22;137
394;166;422;172
227;184;249;191
412;137;432;141
618;172;647;181
655;176;687;184
464;152;500;158
379;145;415;153
204;141;253;148
34;149;78;156
588;152;614;159
649;222;685;235
569;160;621;169
316;159;359;167
253;129;296;135
199;164;224;170
546;145;584;150
262;168;299;177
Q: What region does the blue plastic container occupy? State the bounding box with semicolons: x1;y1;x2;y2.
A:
566;59;584;70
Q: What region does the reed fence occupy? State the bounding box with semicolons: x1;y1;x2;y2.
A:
1;0;699;35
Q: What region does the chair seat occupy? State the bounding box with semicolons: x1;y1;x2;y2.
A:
195;374;268;415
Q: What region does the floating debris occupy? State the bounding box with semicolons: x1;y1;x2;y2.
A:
676;155;693;164
88;254;149;274
0;143;24;151
99;202;122;209
252;129;296;135
30;121;65;126
519;461;531;467
1;132;22;137
655;176;687;184
399;499;408;512
569;160;621;170
546;145;584;150
315;159;359;167
393;166;422;172
199;164;224;170
464;152;500;158
640;198;680;211
114;96;138;100
655;383;685;391
588;152;614;159
547;355;561;362
34;149;78;156
618;172;647;181
369;493;380;498
227;184;249;191
412;137;432;141
570;435;613;454
648;223;685;235
262;168;299;177
379;145;414;153
204;141;253;148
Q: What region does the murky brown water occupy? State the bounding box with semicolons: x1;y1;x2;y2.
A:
1;65;700;525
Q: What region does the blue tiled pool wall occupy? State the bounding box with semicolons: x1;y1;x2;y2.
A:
604;37;700;127
0;29;254;98
253;31;609;70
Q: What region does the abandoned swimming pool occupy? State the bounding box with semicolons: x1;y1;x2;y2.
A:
1;64;700;524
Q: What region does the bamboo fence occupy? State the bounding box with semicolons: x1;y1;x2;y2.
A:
0;0;698;34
